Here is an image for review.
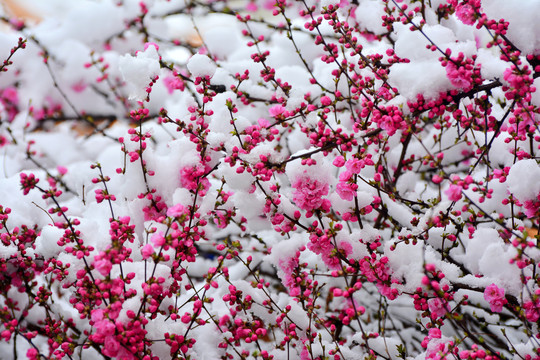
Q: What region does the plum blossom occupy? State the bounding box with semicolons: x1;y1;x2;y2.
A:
103;337;121;357
336;170;358;201
422;328;452;360
445;61;472;90
292;176;331;212
93;251;113;276
151;232;166;247
483;284;507;312
336;182;356;201
445;184;463;201
523;299;540;322
57;166;68;175
0;87;19;122
167;203;185;217
93;259;112;276
141;244;154;259
71;79;87;93
163;74;186;93
320;95;332;106
345;158;364;174
428;298;450;319
278;254;300;295
333;156;345;167
180;165;210;194
90;309;116;343
26;348;38;360
454;0;481;25
268;104;287;118
3;0;540;359
455;4;475;25
246;2;258;12
523;198;540;218
503;66;530;90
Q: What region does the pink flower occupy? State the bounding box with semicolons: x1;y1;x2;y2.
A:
428;328;441;339
20;172;39;195
301;346;311;360
257;118;271;127
213;212;228;228
320;96;332;106
94;258;112;276
263;0;275;10
428;298;449;319
219;314;230;327
246;2;258;12
504;67;527;90
180;165;210;194
26;348;39;360
163;74;185;94
455;3;476;25
336;182;355;201
432;175;443;184
151;232;166;247
1;330;11;341
91;308;105;323
1;87;18;104
524;300;540;322
339;170;353;182
141;244;154;259
103;336;121;357
57;166;68;175
268;104;286;117
484;284;507;312
167;203;185;217
523;197;540;218
292;176;330;211
445;184;463;201
278;254;300;292
116;347;136;360
445;62;472;90
71;80;87;93
333;156;345;167
345;158;364;174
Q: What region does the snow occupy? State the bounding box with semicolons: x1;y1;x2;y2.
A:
476;48;509;80
389;22;477;99
187;53;217;78
1;0;540;359
483;0;540;54
119;44;161;101
204;26;241;60
355;0;387;35
34;225;64;259
385;238;425;290
507;159;540;201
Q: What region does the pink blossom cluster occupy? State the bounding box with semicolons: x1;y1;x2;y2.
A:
180;164;211;195
2;0;540;359
448;0;482;25
291;175;331;213
0;87;18;122
483;284;507;312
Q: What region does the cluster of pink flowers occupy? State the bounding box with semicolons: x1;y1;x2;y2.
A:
180;164;211;195
445;184;463;201
334;156;374;201
483;284;507;312
444;54;477;91
0;87;18;122
163;72;186;94
449;0;482;25
2;0;540;359
291;175;331;213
